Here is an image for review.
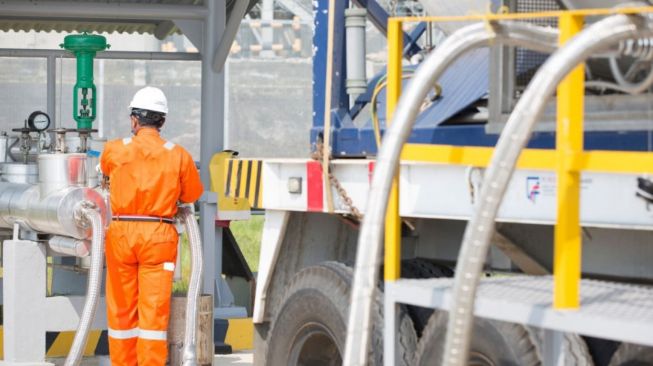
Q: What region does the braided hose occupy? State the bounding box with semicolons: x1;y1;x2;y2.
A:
442;15;653;366
64;202;105;366
343;21;559;366
179;206;203;366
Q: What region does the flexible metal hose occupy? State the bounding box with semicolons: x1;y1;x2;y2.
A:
64;202;105;366
179;206;203;366
443;14;653;366
343;21;559;366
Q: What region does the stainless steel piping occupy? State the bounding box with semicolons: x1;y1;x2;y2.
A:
343;21;559;366
64;202;105;366
443;15;653;366
0;182;103;239
179;206;204;366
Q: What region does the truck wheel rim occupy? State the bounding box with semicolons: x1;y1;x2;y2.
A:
288;322;341;366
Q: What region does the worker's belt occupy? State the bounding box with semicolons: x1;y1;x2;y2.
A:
112;215;175;224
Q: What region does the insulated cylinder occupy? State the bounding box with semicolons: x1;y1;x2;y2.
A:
38;153;87;197
345;8;368;95
48;236;90;257
0;182;104;239
0;163;37;184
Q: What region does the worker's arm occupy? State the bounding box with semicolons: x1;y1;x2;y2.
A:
179;150;204;203
99;141;115;176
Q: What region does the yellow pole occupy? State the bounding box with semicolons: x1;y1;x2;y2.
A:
554;13;585;310
384;19;403;281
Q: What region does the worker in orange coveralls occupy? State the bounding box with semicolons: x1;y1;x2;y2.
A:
101;86;203;365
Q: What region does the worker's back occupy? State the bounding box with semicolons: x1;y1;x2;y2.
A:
101;127;203;217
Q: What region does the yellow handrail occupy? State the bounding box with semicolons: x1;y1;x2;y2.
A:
383;8;653;310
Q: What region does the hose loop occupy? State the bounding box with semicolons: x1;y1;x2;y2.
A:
178;206;203;366
64;202;105;366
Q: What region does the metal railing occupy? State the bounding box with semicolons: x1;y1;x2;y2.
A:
371;6;653;366
385;3;653;311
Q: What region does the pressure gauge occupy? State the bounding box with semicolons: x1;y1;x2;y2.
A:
28;111;51;132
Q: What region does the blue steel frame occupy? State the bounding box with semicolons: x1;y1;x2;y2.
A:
311;0;424;152
311;1;653;157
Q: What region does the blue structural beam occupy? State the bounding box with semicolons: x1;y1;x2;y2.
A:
312;0;350;135
352;0;422;56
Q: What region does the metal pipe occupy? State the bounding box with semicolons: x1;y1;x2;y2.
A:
0;49;201;61
443;15;653;366
47;56;57;128
179;206;204;366
0;181;103;239
344;21;559;366
64;202;105;366
0;1;206;20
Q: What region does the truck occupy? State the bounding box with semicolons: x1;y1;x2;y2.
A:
227;0;653;365
1;1;653;365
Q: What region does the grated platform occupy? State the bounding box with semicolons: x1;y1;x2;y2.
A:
385;276;653;346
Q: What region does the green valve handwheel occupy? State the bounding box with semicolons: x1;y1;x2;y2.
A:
60;33;110;130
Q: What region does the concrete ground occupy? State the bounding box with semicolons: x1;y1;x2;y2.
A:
215;351;253;365
49;351;254;365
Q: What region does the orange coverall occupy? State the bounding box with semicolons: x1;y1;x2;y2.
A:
101;128;203;365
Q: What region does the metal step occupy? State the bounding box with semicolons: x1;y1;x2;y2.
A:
385;275;653;346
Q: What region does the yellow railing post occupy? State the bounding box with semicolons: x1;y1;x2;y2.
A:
554;13;585;310
384;19;403;282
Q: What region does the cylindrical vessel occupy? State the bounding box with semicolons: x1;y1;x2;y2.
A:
38;153;87;197
345;8;367;95
48;235;90;257
0;163;38;184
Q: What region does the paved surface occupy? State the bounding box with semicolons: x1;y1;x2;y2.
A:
50;351;254;365
215;351;254;365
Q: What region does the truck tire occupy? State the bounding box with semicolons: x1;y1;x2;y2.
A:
608;343;653;365
415;310;541;366
527;327;594;366
265;261;416;366
401;258;453;336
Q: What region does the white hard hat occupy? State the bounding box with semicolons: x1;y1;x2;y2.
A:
129;86;168;114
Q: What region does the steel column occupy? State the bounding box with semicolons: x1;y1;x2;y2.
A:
200;0;226;304
47;55;56;128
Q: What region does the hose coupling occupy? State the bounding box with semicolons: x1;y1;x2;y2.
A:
74;200;98;228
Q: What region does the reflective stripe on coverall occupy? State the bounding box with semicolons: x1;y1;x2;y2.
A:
101;128;203;366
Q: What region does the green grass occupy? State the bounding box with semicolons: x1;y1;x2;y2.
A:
230;215;264;273
172;215;264;294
